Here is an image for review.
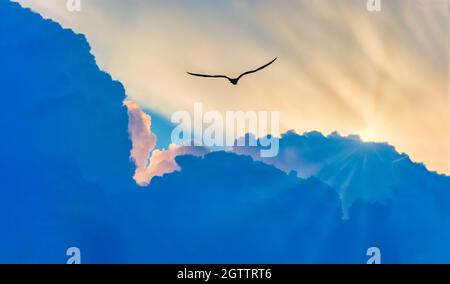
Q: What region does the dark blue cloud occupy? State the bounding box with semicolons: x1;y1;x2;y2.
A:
0;0;137;263
1;1;450;264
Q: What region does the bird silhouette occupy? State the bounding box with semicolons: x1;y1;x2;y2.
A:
187;57;277;85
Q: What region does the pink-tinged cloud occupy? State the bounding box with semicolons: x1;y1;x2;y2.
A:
124;100;157;185
125;100;209;186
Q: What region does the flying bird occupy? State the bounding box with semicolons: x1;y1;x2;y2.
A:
187;57;277;85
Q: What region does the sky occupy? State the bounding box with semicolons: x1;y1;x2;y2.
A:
14;0;450;175
3;0;450;264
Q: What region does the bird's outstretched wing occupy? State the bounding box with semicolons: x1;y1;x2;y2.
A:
187;72;230;80
237;57;277;80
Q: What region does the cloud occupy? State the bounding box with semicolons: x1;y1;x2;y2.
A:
134;144;210;186
124;100;157;185
0;0;137;262
233;131;450;217
125;100;210;186
138;144;210;186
